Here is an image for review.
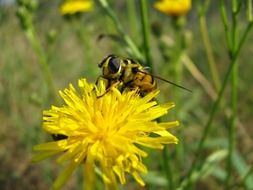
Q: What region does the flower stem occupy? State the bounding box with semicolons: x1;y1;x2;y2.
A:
226;59;238;189
172;18;185;168
25;27;58;103
248;0;253;22
126;0;138;38
226;0;239;187
139;0;153;70
234;22;253;58
162;147;174;190
220;0;231;49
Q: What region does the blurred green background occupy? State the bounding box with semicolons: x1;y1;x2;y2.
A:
0;0;253;189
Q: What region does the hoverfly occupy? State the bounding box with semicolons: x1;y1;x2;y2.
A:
98;54;191;96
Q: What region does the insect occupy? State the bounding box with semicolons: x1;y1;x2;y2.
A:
98;54;156;95
98;54;191;96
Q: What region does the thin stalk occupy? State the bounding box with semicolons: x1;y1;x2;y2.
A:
199;15;221;90
170;17;185;185
248;0;253;22
139;0;153;69
126;0;138;38
226;59;238;189
98;0;143;61
232;0;238;13
226;1;239;187
171;17;185;111
196;0;210;16
25;28;58;103
174;46;183;112
162;147;174;190
220;0;231;50
173;44;184;167
235;22;253;58
230;4;239;55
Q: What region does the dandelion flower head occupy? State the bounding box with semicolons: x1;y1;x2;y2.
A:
154;0;192;16
32;78;179;189
60;0;93;16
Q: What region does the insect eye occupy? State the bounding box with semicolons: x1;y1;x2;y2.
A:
123;59;129;64
108;57;121;73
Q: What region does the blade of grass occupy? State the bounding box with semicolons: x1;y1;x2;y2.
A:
198;15;221;90
177;150;228;190
182;55;217;100
231;151;253;189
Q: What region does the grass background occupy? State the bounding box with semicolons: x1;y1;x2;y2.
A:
0;0;253;189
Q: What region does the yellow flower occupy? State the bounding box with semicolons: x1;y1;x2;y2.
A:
60;0;93;16
154;0;192;16
32;78;179;190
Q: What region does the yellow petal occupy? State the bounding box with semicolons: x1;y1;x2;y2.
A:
132;171;145;186
154;0;192;16
113;165;126;184
32;151;59;163
60;0;93;15
159;121;180;129
33;140;67;151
